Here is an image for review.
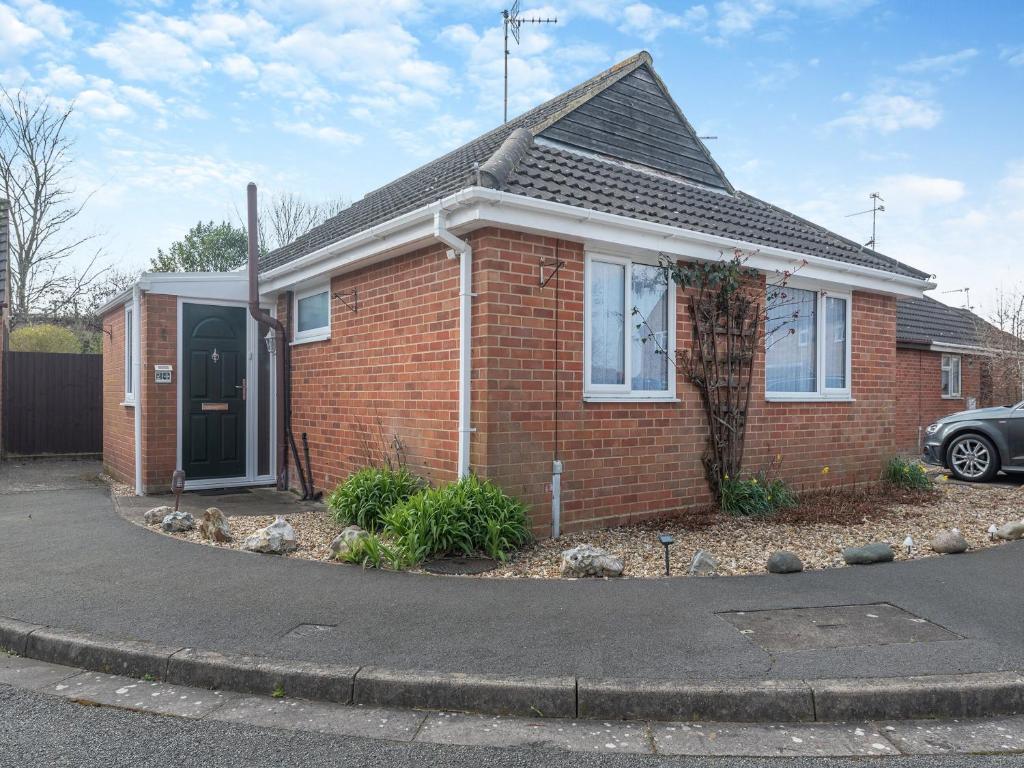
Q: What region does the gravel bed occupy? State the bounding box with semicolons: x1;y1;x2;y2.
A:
140;480;1023;577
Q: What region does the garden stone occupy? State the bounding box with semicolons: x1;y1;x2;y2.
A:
842;542;894;565
243;516;297;554
766;551;803;574
329;526;369;559
144;506;174;525
199;507;232;543
560;545;623;578
160;510;195;533
930;530;969;554
995;520;1024;541
688;550;717;576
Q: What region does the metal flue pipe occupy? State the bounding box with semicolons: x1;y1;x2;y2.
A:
246;182;311;498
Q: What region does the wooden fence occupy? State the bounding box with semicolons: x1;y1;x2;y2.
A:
2;351;102;456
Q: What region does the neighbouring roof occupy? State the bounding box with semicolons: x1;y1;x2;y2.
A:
897;295;1006;349
261;51;930;283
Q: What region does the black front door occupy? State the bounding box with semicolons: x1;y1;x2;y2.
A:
183;303;247;480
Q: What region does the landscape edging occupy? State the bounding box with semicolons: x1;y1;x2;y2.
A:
3;616;1023;723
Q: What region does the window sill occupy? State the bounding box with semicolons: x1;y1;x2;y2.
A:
291;332;330;346
766;394;855;403
121;400;136;408
941;395;963;400
583;395;680;404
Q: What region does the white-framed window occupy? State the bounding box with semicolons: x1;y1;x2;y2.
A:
123;304;135;404
941;353;962;399
765;283;852;401
292;284;331;344
584;253;676;401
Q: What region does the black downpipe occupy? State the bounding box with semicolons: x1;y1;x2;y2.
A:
302;432;320;501
246;182;312;499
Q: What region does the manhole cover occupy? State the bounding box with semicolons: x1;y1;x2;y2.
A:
718;603;960;652
423;557;498;575
283;623;336;640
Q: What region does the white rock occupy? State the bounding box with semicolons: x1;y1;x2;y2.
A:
199;507;232;543
995;520;1024;541
243;516;297;554
144;506;174;525
161;510;195;532
329;526;369;559
689;550;718;576
930;530;968;555
560;545;623;578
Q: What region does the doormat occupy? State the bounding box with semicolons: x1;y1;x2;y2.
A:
194;487;252;497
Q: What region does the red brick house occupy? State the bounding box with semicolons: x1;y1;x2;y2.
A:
896;295;1024;454
100;52;937;534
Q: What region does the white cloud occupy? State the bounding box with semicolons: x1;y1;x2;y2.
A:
43;63;86;91
88;16;211;86
1000;45;1024;67
275;120;362;146
714;0;775;37
899;48;978;76
0;0;71;58
221;54;260;81
76;89;134;121
752;60;799;90
827;89;941;133
619;3;709;41
879;174;965;210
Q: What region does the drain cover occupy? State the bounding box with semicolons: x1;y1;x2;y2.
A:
283;623;336;640
423;557;498;575
718;603;960;651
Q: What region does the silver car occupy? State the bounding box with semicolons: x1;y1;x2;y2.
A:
923;401;1024;481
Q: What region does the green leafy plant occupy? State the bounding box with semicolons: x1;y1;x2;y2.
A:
381;476;531;566
271;684;286;699
883;456;932;490
326;467;424;532
719;471;797;517
336;532;402;569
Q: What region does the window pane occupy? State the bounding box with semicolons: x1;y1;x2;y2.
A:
766;287;817;393
631;264;669;391
951;356;961;395
824;296;847;389
297;291;329;333
125;310;133;395
590;261;625;385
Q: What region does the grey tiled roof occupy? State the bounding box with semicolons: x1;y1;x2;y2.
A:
260;52;930;284
506;144;930;279
897;295;997;347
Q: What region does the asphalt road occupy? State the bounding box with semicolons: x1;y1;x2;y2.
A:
1;459;1022;681
1;684;1022;768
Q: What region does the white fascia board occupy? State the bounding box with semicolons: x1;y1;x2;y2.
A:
257;187;935;299
97;287;134;316
97;272;249;315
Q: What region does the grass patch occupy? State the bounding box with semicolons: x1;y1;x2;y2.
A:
882;456;933;490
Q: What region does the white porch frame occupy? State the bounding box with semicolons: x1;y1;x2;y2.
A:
175;296;278;491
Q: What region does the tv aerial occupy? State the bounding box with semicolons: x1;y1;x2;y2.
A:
502;1;557;123
845;192;885;250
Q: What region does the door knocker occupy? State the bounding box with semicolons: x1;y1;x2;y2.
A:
210;347;220;364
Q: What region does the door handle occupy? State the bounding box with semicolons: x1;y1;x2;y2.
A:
235;379;247;400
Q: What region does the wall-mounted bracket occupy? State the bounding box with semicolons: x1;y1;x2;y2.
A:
539;258;565;289
333;288;358;313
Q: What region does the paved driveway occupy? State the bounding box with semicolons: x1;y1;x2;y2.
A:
1;459;1022;682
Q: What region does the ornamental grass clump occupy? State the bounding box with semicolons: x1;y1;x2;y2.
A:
382;476;531;566
326;468;424;532
883;456;932;490
719;471;797;517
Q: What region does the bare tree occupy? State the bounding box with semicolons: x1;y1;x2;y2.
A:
979;287;1024;404
0;88;105;325
248;191;348;254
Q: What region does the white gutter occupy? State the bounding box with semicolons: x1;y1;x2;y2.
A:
433;211;474;480
259;187;934;299
132;285;143;496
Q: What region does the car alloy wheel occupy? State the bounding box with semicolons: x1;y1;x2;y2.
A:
949;437;992;480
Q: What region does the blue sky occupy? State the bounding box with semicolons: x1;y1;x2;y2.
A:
2;0;1022;313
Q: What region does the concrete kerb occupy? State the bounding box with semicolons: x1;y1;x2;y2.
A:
3;616;1023;723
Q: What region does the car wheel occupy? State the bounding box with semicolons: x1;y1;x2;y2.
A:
946;434;999;482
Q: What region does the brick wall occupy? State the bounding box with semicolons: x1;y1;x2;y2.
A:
285;241;462;494
101;302;135;484
140;293;178;490
895;348;982;454
472;228;902;534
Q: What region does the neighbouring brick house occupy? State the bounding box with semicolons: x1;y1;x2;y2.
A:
896;295;1024;454
100;52;939;533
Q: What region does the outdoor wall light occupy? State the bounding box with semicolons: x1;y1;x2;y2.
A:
171;469;186;512
658;534;675;576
